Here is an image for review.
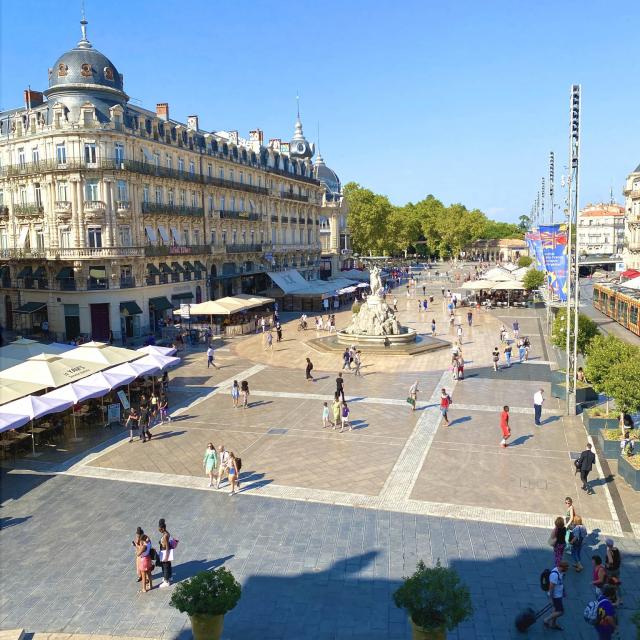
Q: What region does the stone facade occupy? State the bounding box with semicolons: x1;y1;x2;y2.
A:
577;203;625;257
464;237;527;263
0;22;324;342
623;163;640;270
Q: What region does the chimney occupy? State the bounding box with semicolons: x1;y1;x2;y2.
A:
269;138;281;151
249;129;264;145
187;115;199;131
24;89;44;108
156;103;169;121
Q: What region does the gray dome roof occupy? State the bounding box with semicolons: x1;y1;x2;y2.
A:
314;153;341;196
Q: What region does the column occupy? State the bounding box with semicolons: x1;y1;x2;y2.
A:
103;178;113;247
70;178;81;248
47;180;57;248
76;179;86;248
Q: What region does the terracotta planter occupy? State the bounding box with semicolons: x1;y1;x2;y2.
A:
582;413;619;436
189;613;224;640
410;619;446;640
618;456;640;491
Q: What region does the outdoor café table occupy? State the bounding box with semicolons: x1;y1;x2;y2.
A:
0;439;17;460
30;426;49;444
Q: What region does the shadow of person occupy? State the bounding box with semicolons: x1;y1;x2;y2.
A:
168;554;234;583
509;434;534;447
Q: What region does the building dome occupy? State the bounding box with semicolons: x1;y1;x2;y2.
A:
314;152;341;197
45;19;126;99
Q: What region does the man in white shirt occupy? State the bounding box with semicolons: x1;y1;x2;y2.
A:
543;561;568;630
206;346;220;369
533;388;544;426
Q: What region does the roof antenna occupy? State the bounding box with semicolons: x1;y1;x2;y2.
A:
609;186;614;205
296;91;300;121
79;0;91;47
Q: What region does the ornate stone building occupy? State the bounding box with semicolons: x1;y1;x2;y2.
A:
314;152;351;278
623;162;640;270
0;20;324;342
577;203;625;257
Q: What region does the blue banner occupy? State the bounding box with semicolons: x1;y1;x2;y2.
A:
525;230;545;271
538;224;568;302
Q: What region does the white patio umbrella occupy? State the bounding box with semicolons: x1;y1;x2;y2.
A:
0;412;31;433
1;394;73;454
0;338;73;360
136;353;180;371
136;345;177;357
0;354;102;388
460;279;496;290
64;341;141;367
0;380;48;405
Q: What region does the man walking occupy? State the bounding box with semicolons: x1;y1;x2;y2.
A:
353;350;362;377
576;443;596;493
206;345;220;369
500;405;511;448
336;372;345;402
543;560;569;631
341;347;351;371
440;388;451;426
467;310;473;327
512;320;520;339
533;388;544;425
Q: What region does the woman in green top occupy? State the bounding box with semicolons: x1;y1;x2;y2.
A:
203;443;218;487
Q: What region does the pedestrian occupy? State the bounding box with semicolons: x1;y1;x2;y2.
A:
240;380;250;408
422;285;426;296
517;338;526;363
206;345;219;369
340;401;351;432
533;388;544;425
305;357;314;382
408;380;419;411
260;317;266;332
604;538;622;605
136;534;153;593
550;516;567;567
126;406;140;443
149;392;159;426
456;355;464;380
276;324;283;342
431;318;436;336
564;496;576;529
336;372;345;401
203;442;218;487
322;401;334;428
569;515;587;572
315;317;322;333
329;315;336;333
139;402;151;442
499;325;507;342
440;388;451;426
332;394;342;429
341;347;351;370
524;336;531;361
423;299;428;312
158;520;173;588
467;310;473;327
441;286;445;296
504;343;512;367
593;585;618;639
231;380;240;408
492;346;500;371
592;555;607;598
499;405;511;448
575;443;596;492
417;300;422;313
512;320;520;338
227;452;240;496
133;526;144;582
216;445;229;489
456;324;463;343
159;395;170;423
353;350;362;376
542;560;569;631
265;331;273;351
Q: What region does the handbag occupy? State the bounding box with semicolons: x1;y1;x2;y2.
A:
406;397;415;407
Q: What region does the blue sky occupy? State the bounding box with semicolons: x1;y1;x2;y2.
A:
1;0;638;223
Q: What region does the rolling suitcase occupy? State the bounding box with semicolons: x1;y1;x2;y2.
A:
515;603;553;632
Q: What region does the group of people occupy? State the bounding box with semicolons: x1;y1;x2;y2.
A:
543;499;622;636
314;314;337;333
322;397;351;432
230;380;250;408
203;443;241;494
126;392;170;443
133;518;177;593
341;346;363;376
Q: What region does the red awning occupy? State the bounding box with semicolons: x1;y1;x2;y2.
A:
621;269;640;279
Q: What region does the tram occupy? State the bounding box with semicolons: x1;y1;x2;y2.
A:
593;282;640;337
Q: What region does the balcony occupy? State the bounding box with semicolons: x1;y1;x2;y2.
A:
83;201;106;222
119;276;136;288
278;191;309;203
225;244;262;254
290;217;298;224
203;175;270;196
144;244;211;257
271;215;278;223
142;202;204;217
116;200;131;212
87;277;108;290
0;248;47;259
14;203;44;218
50;246;143;259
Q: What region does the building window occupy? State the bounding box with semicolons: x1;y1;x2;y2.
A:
193;229;200;245
222;230;227;245
219;168;224;180
85;179;99;201
191;191;198;207
210;230;216;245
115;143;125;164
143;185;150;203
17;148;25;166
180;190;186;206
166;154;172;170
119;226;132;247
56;144;67;164
241;231;246;244
154;153;160;168
34;183;42;206
32;147;39;163
84;143;97;164
183;229;190;246
168;189;174;205
0;228;8;250
189;160;195;175
155;186;163;204
178;158;184;172
229;169;234;182
59;228;71;248
35;228;45;250
88;227;102;248
220;196;225;211
19;186;27;205
239;198;244;211
117;180;128;202
250;230;254;244
0;190;3;206
231;197;236;211
239;172;243;184
207;164;212;177
232;230;237;244
208;195;213;212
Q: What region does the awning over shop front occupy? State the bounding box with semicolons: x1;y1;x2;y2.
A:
33;266;46;279
267;269;311;294
158;226;170;244
56;267;74;280
144;226;157;243
17;266;33;278
171;291;193;300
159;263;173;274
120;301;143;315
147;263;161;275
15;301;47;314
183;261;195;272
194;261;206;271
149;296;173;311
171;262;185;273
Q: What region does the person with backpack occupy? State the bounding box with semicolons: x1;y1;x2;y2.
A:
440;388;452;426
591;585;617;639
542;560;569;630
604;539;622;606
569;515;587;572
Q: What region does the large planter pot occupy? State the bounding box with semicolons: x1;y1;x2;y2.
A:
597;432;622;460
618;456;640;491
189;613;224;640
410;619;446;640
551;382;597;404
583;413;619;436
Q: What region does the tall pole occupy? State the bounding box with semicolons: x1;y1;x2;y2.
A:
541;177;545;223
549;152;555;226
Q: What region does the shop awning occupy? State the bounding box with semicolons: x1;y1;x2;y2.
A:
17;266;33;278
147;263;161;275
171;262;185;273
56;267;74;280
149;296;173;311
267;269;310;294
194;261;206;271
158;226;170;244
171;291;193;300
144;226;157;243
159;262;173;274
17;226;29;248
119;301;143;315
33;266;46;279
183;261;195;272
15;301;47;314
622;269;640;279
170;227;182;244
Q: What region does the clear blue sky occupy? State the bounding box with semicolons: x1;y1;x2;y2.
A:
1;0;638;223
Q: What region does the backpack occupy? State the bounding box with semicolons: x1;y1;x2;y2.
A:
583;600;600;625
540;568;557;592
235;457;242;471
169;536;179;550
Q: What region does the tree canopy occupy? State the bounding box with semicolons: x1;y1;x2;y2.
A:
551;309;600;356
343;182;524;257
522;269;546;291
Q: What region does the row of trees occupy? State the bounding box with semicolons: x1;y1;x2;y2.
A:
344;182;526;257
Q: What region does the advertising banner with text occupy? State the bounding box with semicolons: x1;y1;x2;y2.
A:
539;224;568;302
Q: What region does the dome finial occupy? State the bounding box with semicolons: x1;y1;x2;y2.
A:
78;0;92;49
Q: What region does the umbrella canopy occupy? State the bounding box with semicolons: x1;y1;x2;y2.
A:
483;267;516;282
0;412;31;433
1;394;73;423
0;354;103;388
136;353;180;372
0;339;73;360
63;341;141;367
136;345;177;357
460;280;496;290
492;280;526;290
44;379;111;405
0;380;48;405
82;369;137;392
0;354;22;372
109;360;163;379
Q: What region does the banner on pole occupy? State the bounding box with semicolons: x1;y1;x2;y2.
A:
539;224;568;302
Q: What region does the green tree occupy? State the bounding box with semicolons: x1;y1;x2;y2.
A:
344;182;394;254
517;255;533;268
603;355;640;414
522;269;546;291
551;308;599;355
584;334;639;392
482;220;523;240
518;214;530;231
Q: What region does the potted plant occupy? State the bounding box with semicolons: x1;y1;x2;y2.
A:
597;428;638;460
169;568;241;640
619;453;640;491
583;405;620;436
393;560;473;639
